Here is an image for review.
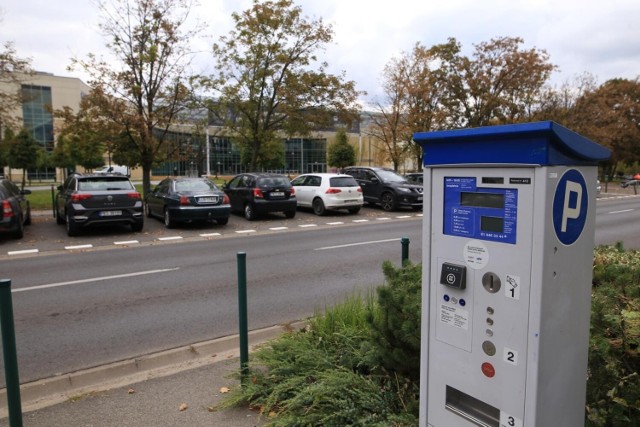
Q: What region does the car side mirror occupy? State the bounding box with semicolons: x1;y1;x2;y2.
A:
21;189;32;195
370;177;379;183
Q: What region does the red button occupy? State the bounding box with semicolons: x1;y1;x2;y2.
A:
481;362;495;378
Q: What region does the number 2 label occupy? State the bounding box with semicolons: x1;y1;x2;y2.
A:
504;347;518;366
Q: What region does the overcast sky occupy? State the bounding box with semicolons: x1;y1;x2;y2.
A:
2;0;639;104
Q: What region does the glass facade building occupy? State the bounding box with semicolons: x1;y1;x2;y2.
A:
154;133;328;177
21;84;56;179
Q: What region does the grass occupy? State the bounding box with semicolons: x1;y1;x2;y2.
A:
27;184;146;210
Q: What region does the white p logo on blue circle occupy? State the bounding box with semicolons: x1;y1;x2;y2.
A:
553;169;588;245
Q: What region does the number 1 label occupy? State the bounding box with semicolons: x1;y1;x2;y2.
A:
505;274;520;300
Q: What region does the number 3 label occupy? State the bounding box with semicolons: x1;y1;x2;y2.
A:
500;412;523;427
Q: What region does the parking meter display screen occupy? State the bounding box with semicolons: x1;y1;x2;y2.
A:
444;177;517;244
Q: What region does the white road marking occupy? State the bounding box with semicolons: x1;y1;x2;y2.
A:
315;238;400;251
352;219;369;223
114;240;139;245
8;249;39;256
158;236;183;241
299;224;318;228
326;222;344;225
395;215;411;219
200;232;222;237
376;217;391;221
12;268;180;293
608;209;634;214
235;230;257;234
269;227;288;231
65;244;93;250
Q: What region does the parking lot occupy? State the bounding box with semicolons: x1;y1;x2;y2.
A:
0;204;423;256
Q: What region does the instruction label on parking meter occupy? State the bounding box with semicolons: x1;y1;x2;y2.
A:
444;177;518;244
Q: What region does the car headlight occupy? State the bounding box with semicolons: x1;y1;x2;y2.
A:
397;187;411;193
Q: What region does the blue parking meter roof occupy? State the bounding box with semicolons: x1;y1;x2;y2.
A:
413;121;611;166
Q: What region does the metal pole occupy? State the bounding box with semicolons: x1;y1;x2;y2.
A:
401;237;410;265
51;185;56;218
237;253;249;382
0;279;23;427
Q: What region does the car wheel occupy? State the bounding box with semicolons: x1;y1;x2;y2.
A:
164;208;175;228
216;217;229;225
284;209;296;219
65;212;80;237
244;203;256;221
131;221;144;232
348;207;361;214
312;198;326;216
380;192;397;211
12;215;24;239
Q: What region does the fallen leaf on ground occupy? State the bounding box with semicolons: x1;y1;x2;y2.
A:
179;403;188;412
220;386;230;393
127;388;135;394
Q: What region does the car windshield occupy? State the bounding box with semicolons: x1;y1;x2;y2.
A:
330;177;358;187
175;179;217;192
78;178;133;191
258;176;289;187
376;170;407;183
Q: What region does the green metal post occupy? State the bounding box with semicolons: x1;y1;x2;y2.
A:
51;185;56;218
401;237;410;265
0;279;23;427
237;253;249;382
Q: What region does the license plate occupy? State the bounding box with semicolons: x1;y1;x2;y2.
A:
100;210;122;217
198;197;218;203
270;192;284;198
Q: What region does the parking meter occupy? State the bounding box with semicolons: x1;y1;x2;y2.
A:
413;122;610;427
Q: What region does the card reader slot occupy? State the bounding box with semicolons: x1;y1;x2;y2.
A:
445;385;499;427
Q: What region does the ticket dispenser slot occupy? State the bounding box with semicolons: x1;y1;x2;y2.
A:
414;122;611;427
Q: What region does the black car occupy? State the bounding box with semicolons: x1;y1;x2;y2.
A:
223;173;297;220
343;166;423;211
0;179;31;239
55;173;144;236
145;177;231;228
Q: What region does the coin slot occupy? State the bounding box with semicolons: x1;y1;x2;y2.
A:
482;272;501;294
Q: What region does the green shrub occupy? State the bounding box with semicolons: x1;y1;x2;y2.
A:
367;261;422;383
217;291;418;426
587;245;640;426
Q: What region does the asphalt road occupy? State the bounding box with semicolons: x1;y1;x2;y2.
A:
1;191;640;388
0;207;423;387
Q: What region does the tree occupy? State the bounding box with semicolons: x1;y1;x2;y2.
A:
327;128;355;170
71;0;201;196
565;78;640;181
7;128;41;189
446;36;555;127
366;54;411;171
205;0;360;171
372;40;457;170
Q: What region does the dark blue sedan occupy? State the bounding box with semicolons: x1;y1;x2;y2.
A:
145;177;230;228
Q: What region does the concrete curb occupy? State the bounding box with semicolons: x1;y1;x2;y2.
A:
0;320;307;417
